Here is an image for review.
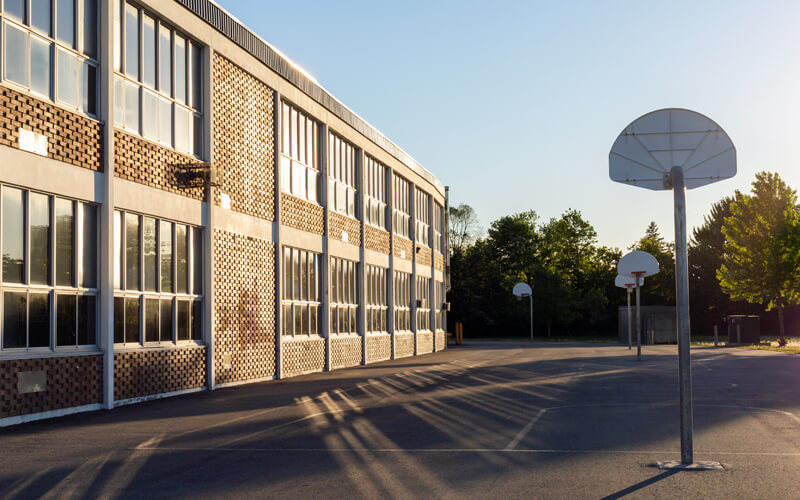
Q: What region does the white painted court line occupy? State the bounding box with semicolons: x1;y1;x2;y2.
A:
505;409;548;451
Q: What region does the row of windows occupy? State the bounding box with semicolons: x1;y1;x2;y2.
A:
280;102;320;203
330;257;357;335
364;156;387;230
415;190;431;247
393;176;411;239
281;247;320;337
3;290;95;349
2;0;97;115
328;132;356;218
113;295;200;345
394;270;411;331
113;0;202;156
366;264;387;334
416;276;430;331
433;203;444;253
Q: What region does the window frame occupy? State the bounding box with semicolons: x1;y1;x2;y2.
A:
281;246;321;338
365;264;388;334
392;175;411;239
330;256;358;336
393;270;411;333
364;155;387;230
280;100;320;204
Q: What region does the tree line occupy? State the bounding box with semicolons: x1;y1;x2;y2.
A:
448;171;800;341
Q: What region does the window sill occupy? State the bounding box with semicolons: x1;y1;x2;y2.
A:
113;342;205;352
0;348;102;361
282;334;325;342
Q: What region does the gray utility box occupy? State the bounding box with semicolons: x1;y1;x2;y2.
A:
727;315;760;344
618;306;676;344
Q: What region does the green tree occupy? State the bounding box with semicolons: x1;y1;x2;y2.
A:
629;222;675;305
718;172;800;343
448;203;480;254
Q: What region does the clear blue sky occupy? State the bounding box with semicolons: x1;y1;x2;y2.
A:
218;0;800;250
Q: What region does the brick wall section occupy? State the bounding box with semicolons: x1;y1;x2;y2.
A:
0;355;102;418
365;225;390;254
417;331;433;355
214;230;276;385
434;252;444;272
281;193;324;235
435;331;446;352
0;86;102;171
114;130;204;200
329;211;361;246
394;332;414;358
394;236;413;261
366;334;391;363
282;337;325;377
330;335;362;370
417;246;432;268
114;347;206;401
213;54;275;220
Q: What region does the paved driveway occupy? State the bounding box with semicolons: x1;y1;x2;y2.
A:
2;342;800;499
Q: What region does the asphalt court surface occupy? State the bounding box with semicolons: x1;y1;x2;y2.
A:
2;342;800;499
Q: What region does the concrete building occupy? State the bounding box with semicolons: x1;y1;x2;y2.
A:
0;0;448;426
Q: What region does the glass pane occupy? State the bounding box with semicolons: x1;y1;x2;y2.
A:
57;0;74;46
160;220;172;292
5;23;28;87
291;162;305;198
281;103;290;154
175;34;186;104
55;198;74;286
142;15;155;88
1;188;23;284
112;0;120;69
30;193;51;285
191;300;201;340
124;80;139;132
113;210;121;289
77;295;95;345
113;76;123;125
80;61;97;114
309;254;316;302
56;294;77;346
142;89;158;139
307;170;316;202
193;114;202;157
300;251;307;301
282;303;291;336
57;48;77;106
160;298;172;342
5;0;25;21
159;98;172;145
175;105;189;152
125;296;139;343
309;304;317;336
125;212;140;291
143;217;156;291
124;2;139;79
158;24;171;95
290;108;297;159
176;224;187;293
31;36;52;97
144;297;157;342
114;296;124;343
292;249;300;301
80;203;96;288
31;0;51;35
190;41;201;110
282;247;290;299
336;183;345;213
29;293;50;347
298;114;305;165
177;299;189;340
82;0;97;58
294;301;301;336
300;304;307;335
3;292;27;348
192;227;202;295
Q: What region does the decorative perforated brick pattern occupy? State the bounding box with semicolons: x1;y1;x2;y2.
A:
417;331;433;355
282;337;325;377
214;230;277;385
0;355;102;418
329;211;361;246
0;86;102;171
435;331;446;351
434;252;444;272
394;332;414;358
417;246;432;268
280;193;324;235
366;333;391;363
394;236;413;261
113;347;206;401
213;54;275;220
330;335;362;370
365;225;390;254
114;130;204;200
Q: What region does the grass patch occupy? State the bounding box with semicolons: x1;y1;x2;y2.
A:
737;345;800;354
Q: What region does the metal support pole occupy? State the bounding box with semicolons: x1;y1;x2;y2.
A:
529;294;533;341
671;166;693;465
635;275;642;361
627;288;632;349
714;324;718;346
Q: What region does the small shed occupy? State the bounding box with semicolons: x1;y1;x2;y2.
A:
727;315;760;344
618;306;677;344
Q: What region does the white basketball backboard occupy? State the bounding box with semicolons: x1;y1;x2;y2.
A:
609;108;736;190
512;282;532;297
618;250;659;278
615;274;643;289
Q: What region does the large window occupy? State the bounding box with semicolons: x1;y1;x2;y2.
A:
433;202;444;253
364;155;387;230
280;102;319;202
1;186;97;351
2;0;98;115
366;264;387;334
393;270;410;332
415;190;430;247
281;247;319;337
328;132;356;218
435;280;445;331
330;257;357;335
393;175;410;239
416;276;430;331
113;210;202;345
113;0;202;156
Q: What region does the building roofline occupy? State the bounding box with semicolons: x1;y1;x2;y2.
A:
175;0;445;196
